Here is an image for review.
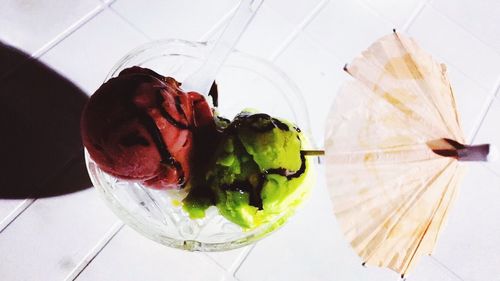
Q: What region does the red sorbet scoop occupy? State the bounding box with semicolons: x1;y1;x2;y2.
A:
81;66;214;189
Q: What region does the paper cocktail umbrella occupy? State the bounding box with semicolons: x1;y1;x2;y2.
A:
323;31;495;277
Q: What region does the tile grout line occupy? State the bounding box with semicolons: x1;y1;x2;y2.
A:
203;253;230;272
401;0;431;32
442;59;491;96
0;149;87;233
108;0;238;46
31;4;106;59
107;5;152;41
354;0;395;28
429;256;467;281
65;221;124;281
299;0;486;94
426;1;500;58
100;0;117;5
399;0;500;137
296;0;418;66
496;78;500;97
470;80;500;143
0;148;81;233
268;0;329;61
0;4;106;82
0;199;35;233
404;4;499;90
226;243;256;280
199;3;240;42
286;0;417;65
483;164;500;180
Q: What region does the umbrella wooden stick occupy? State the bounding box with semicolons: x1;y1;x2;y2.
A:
302;150;325;156
302;142;497;161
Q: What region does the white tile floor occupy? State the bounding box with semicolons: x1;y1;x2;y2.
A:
40;8;149;93
1;0;500;280
0;0;101;54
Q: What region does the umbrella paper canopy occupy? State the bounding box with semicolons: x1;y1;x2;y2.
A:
324;31;493;277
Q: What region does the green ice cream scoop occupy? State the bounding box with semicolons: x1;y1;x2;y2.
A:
183;111;313;229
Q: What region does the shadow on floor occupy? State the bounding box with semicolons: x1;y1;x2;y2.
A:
0;42;92;199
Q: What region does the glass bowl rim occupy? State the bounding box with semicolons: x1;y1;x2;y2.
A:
86;38;317;251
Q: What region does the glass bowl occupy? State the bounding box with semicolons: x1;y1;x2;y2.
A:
85;39;315;251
